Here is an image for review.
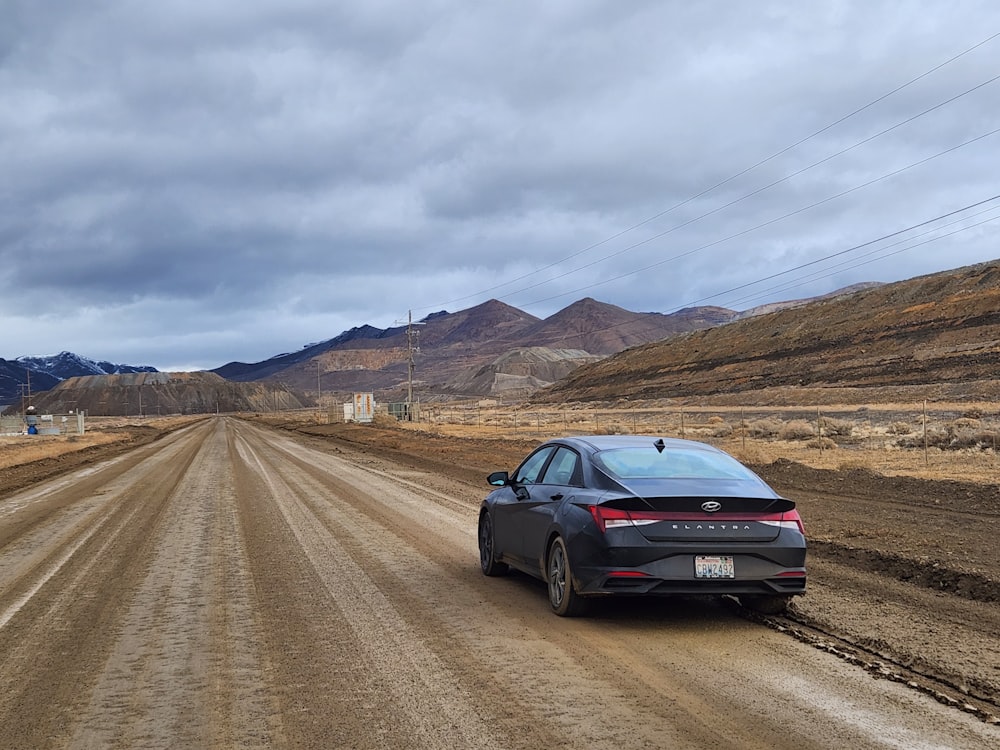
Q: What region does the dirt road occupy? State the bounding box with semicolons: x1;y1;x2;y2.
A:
0;417;996;749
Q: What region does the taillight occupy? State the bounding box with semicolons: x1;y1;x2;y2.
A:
780;510;806;535
589;505;630;533
589;505;663;533
589;505;805;535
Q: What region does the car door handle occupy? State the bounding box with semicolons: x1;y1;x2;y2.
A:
550;493;564;501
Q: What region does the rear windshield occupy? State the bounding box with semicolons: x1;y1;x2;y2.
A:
593;447;758;481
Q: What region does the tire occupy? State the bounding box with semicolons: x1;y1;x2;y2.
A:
547;536;587;617
740;595;791;615
479;512;508;576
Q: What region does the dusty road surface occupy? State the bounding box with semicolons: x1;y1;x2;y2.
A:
0;417;997;749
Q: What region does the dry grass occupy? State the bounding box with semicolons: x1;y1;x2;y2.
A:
724;439;999;484
0;415;203;471
6;407;993;485
0;432;124;469
385;404;1000;485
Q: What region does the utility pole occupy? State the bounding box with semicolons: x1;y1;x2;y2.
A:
394;310;423;421
406;310;416;411
316;359;322;408
20;369;32;416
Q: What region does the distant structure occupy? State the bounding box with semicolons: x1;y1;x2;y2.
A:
343;392;375;423
25;405;39;434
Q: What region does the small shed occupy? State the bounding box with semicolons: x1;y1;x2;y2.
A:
343;392;375;423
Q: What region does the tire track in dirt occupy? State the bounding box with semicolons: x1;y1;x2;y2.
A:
0;422;213;748
789;556;1000;706
1;417;998;749
228;419;999;749
0;425;206;626
231;421;518;750
68;419;282;748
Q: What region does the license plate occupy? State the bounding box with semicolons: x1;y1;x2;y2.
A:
695;555;735;578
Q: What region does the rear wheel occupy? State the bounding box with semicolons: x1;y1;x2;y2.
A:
547;536;587;617
479;512;508;576
740;595;791;615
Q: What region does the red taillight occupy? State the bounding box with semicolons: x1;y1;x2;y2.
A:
785;510;805;535
757;510;805;535
589;505;631;533
589;505;805;535
775;570;806;578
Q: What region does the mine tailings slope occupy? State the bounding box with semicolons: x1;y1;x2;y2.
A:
536;260;1000;404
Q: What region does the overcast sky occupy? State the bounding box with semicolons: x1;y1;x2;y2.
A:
2;1;998;371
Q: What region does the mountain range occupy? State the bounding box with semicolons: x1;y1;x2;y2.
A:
2;280;890;412
208;296;747;401
0;353;156;409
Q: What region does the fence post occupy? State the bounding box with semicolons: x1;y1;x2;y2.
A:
817;406;823;452
923;400;928;467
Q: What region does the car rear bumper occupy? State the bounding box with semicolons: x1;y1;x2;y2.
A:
573;551;807;597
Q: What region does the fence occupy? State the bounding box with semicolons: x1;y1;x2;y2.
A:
0;412;87;437
403;401;999;457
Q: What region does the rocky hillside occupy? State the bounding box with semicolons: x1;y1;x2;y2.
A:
4;372;308;417
443;347;605;399
238;297;736;400
535;260;1000;405
513;298;734;354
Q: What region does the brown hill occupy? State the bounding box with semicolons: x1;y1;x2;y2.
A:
264;298;734;400
21;372;309;417
514;298;734;354
308;299;543;399
443;347;605;399
734;282;885;319
534;260;1000;405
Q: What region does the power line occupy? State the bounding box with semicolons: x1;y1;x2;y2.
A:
515;126;1000;310
672;196;1000;310
711;208;1000;311
503;194;1000;348
501;72;1000;308
417;31;1000;315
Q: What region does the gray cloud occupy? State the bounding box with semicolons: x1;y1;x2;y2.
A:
2;1;998;370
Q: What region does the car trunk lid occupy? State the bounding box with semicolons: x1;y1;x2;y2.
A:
592;496;800;543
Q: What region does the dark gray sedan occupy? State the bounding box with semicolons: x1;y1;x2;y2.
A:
478;435;806;616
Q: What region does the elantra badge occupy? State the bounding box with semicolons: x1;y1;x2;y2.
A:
701;501;722;513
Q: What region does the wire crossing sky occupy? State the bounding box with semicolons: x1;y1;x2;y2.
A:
2;2;998;370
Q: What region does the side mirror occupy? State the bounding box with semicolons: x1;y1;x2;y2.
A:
487;471;510;487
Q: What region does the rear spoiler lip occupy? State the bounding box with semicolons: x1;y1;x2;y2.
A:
594;495;797;513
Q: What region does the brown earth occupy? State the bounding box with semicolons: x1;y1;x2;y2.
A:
271;416;1000;709
12;372;311;418
538;260;1000;405
1;416;998;748
255;297;738;400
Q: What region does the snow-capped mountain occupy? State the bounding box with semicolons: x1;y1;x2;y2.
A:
16;352;158;380
0;352;157;407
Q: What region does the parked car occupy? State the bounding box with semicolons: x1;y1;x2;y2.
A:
478;435;806;616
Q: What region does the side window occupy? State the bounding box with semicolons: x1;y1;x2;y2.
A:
514;446;556;485
540;447;580;487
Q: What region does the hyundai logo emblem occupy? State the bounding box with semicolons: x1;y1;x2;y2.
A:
701;501;722;513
